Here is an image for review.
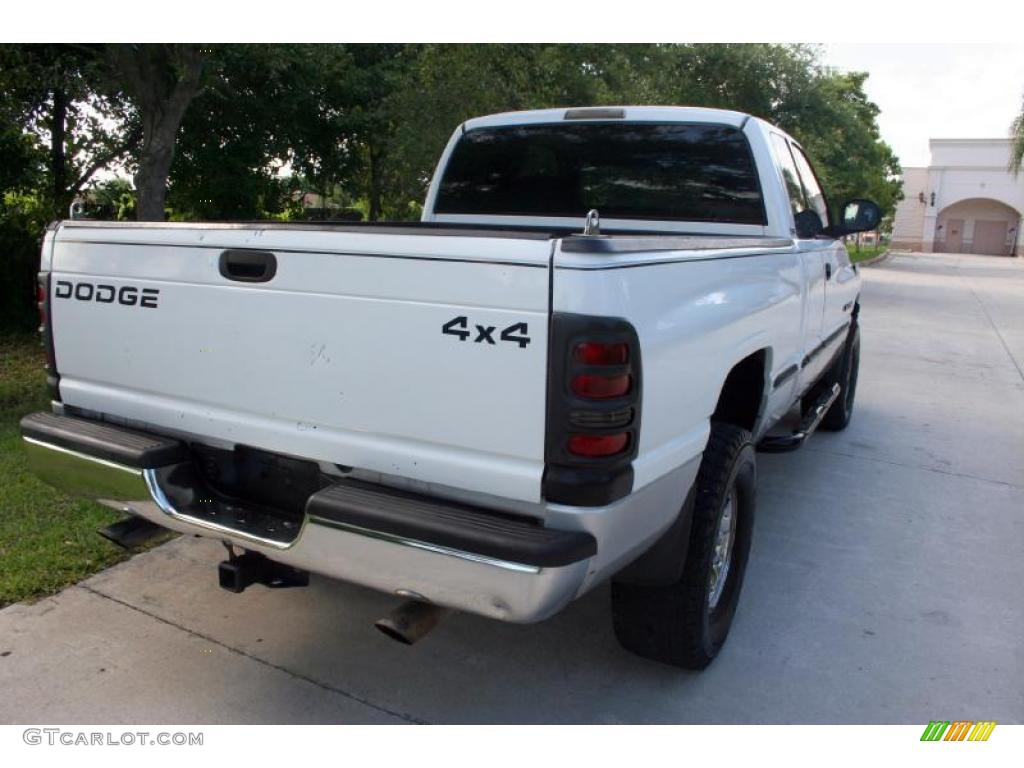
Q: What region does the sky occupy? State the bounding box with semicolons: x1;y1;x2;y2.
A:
821;44;1024;169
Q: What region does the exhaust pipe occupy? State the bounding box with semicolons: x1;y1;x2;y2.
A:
375;599;451;646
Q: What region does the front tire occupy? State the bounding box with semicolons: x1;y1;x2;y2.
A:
611;422;756;669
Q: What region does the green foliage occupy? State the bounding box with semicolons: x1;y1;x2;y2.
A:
0;44;142;332
848;243;888;263
0;192;50;333
787;70;903;219
0;58;48;332
1011;94;1024;175
363;44;903;222
0;117;43;195
1;43;904;331
165;44;291;220
83;178;136;220
0;44;138;219
382;44;616;216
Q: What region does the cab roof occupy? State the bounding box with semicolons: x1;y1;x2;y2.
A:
462;106;752;131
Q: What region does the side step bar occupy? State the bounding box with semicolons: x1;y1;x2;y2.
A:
757;383;841;454
98;515;168;549
307;480;597;568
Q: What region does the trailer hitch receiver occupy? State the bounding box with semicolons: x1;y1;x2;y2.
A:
218;549;309;593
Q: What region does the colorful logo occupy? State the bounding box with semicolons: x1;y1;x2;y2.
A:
920;721;996;741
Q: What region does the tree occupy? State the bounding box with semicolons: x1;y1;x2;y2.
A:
283;45;363;218
106;44;208;220
1011;94;1024;175
3;43;903;225
86;178;136;220
167;44;300;220
375;44;611;218
0;104;46;331
368;44;903;222
0;44;139;219
599;44;903;220
786;69;903;219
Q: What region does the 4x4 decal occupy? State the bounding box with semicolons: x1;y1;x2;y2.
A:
442;316;531;348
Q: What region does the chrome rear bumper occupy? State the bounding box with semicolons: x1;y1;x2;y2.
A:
20;412;595;622
23;436;152;505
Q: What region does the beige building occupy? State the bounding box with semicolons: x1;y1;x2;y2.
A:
891;138;1023;256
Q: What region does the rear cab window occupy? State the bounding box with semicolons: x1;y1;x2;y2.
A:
435;122;767;226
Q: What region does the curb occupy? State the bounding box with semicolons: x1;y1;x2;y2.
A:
856;249;891;267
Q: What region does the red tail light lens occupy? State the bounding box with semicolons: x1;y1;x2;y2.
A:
574;342;629;366
571;373;631;399
568;433;630;457
36;282;46;332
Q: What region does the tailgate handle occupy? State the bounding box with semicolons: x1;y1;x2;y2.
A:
219;249;277;283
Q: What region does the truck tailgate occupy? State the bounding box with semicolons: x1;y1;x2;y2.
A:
47;223;553;503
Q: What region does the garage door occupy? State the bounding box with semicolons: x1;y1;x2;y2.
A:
973;220;1008;256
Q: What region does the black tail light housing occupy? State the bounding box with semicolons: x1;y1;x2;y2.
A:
37;271;61;401
543;313;641;506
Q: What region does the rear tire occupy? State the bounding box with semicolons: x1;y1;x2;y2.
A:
611;422;756;669
819;325;860;432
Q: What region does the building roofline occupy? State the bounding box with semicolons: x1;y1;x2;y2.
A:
929;137;1012;145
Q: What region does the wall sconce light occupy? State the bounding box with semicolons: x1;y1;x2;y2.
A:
930;192;936;207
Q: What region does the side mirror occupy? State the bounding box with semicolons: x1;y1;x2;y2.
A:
794;209;824;239
837;199;881;234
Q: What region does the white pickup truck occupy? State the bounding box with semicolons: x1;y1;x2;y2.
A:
21;106;879;668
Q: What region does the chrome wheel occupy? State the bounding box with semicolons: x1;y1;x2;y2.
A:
707;488;737;610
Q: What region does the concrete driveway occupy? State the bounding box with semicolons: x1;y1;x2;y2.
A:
1;251;1022;724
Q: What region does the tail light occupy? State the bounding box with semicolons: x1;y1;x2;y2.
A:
574;342;629;366
37;272;61;401
543;313;641;506
568;433;630;457
571;373;631;399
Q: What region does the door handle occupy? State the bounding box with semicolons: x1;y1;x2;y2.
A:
219;250;277;283
825;262;833;280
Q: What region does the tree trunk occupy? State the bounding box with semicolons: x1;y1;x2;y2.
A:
134;121;177;221
107;45;206;222
51;86;67;217
368;144;382;222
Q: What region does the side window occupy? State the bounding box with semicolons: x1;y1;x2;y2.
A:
770;133;807;217
790;144;831;228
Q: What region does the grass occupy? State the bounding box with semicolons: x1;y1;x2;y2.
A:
0;334;165;607
848;244;888;263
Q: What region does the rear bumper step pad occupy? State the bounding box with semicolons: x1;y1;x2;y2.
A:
21;411;596;570
307;480;596;568
20;411;184;468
